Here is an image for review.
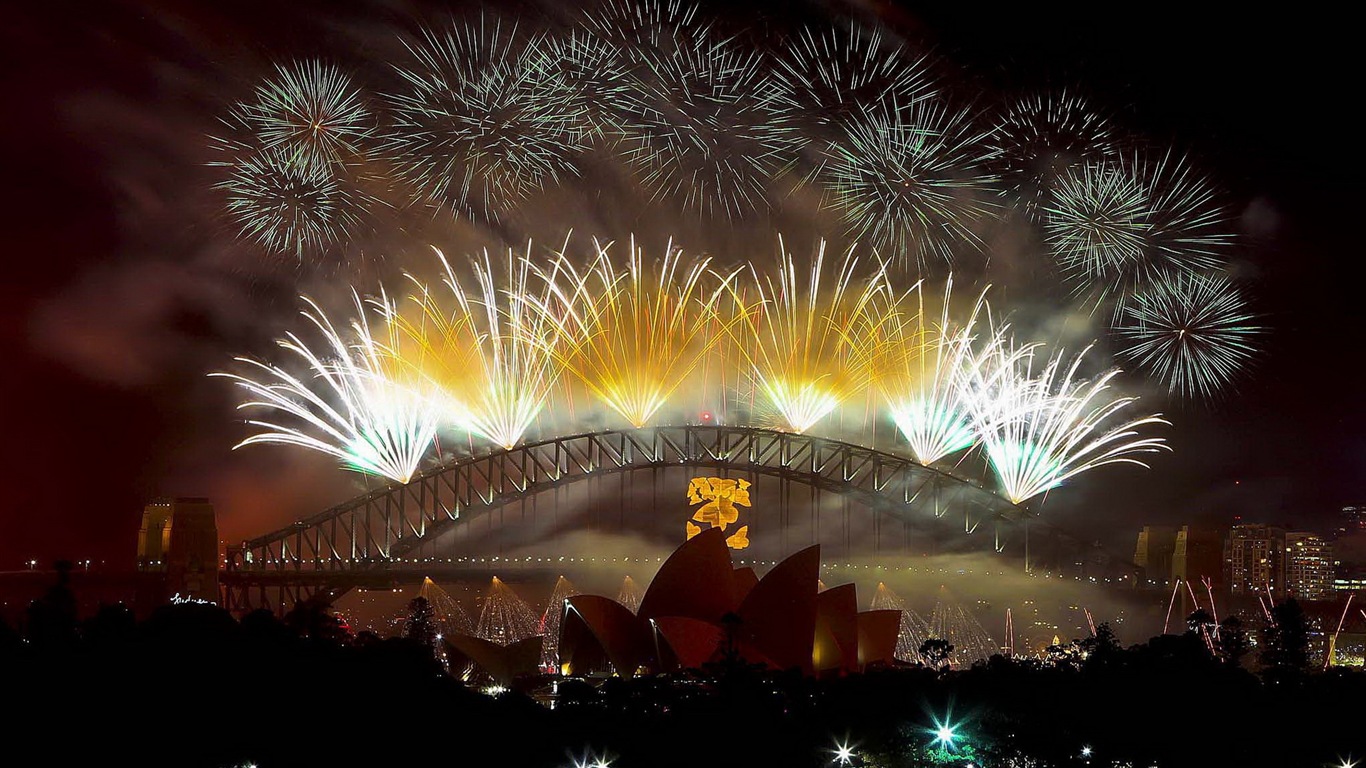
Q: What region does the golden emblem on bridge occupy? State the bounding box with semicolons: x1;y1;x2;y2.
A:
686;476;752;550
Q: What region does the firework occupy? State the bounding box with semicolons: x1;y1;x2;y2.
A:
871;582;933;664
731;239;900;433
420;576;476;636
1046;153;1229;313
213;293;439;484
383;16;583;221
879;277;992;465
823;101;999;269
1115;270;1260;399
475;577;541;645
930;591;998;666
775;24;934;134
214;146;369;258
529;237;737;428
990;90;1116;218
1141;151;1231;278
236;59;374;167
967;341;1169;505
621;36;799;218
385;246;564;450
1043;159;1147;301
617;575;643;614
582;0;709;61
539;575;581;670
525;28;632;144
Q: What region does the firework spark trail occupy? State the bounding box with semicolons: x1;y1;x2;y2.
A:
212;144;371;258
1327;593;1354;670
1116;270;1260;400
1203;576;1221;638
420;577;476;636
617;575;643;614
967;340;1170;505
476;577;541;646
525;28;632;144
1044;158;1149;306
528;236;740;428
730;239;900;434
237;59;375;167
1142;151;1231;271
385;246;564;449
879;276;996;465
621;36;800;219
540;575;581;670
1047;153;1229;315
213;293;439;484
990;89;1116;218
777;25;935;123
1184;578;1201;611
823;100;999;269
930;593;997;666
583;0;709;61
870;582;931;664
383;15;584;221
1163;578;1181;634
775;24;934;178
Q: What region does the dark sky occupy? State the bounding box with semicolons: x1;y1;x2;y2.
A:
2;1;1362;568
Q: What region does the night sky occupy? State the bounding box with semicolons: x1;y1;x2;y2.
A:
3;2;1362;568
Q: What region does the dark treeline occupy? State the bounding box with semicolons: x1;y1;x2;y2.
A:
3;578;1363;767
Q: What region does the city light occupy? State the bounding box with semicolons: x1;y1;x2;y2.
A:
832;738;855;765
934;725;955;745
1081;745;1093;757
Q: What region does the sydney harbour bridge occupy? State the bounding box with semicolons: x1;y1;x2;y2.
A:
220;424;1134;614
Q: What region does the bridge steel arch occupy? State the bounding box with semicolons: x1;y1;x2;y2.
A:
221;425;1027;613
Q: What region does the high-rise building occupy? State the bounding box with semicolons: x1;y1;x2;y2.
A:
137;498;219;602
1341;506;1366;534
1333;567;1366;595
1134;526;1176;584
1225;524;1286;596
1172;527;1223;586
1285;532;1334;600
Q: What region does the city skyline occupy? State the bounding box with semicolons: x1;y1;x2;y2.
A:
3;3;1364;576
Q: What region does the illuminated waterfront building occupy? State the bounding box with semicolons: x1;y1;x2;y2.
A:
1284;532;1334;601
1225;524;1286;596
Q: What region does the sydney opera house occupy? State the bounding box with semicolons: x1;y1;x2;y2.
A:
444;527;901;682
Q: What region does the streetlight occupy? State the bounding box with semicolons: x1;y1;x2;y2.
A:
832;738;855;765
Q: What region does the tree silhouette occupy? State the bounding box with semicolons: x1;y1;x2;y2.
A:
1045;639;1083;670
0;614;20;654
26;560;78;648
404;596;438;652
1260;598;1309;682
284;594;349;645
1185;608;1214;635
1081;622;1121;669
82;603;136;648
919;637;954;669
1216;615;1250;667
